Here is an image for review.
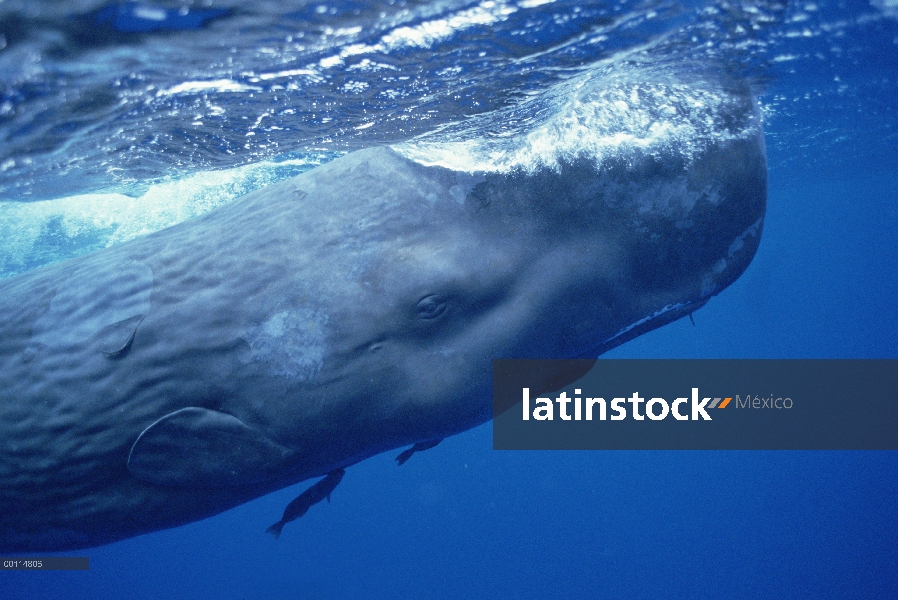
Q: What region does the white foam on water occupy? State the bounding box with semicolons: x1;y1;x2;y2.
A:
0;155;333;278
318;0;519;66
394;69;761;174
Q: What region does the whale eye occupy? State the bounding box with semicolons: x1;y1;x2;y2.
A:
416;295;448;320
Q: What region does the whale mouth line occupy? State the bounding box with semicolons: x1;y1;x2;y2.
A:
578;295;713;360
603;300;697;346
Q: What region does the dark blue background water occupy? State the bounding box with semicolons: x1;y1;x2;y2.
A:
2;1;897;598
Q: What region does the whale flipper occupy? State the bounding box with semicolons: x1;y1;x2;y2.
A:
266;468;346;539
127;407;296;488
395;439;442;466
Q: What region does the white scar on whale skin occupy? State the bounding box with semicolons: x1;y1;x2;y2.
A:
242;309;328;380
701;217;764;297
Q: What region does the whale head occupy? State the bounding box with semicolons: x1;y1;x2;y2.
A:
253;127;766;463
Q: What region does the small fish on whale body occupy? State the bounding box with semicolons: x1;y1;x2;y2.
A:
395;439;442;467
266;469;346;539
265;439;441;539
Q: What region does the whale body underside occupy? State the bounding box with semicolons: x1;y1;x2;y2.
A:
0;100;766;550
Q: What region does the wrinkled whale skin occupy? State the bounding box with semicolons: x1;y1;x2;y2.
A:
0;123;766;551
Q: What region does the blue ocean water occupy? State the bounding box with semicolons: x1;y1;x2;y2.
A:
1;1;897;598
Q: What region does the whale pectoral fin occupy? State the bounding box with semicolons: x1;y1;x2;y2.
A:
127;407;296;488
95;314;145;358
395;439;442;466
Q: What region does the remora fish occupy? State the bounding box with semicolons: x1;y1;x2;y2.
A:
266;469;345;539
